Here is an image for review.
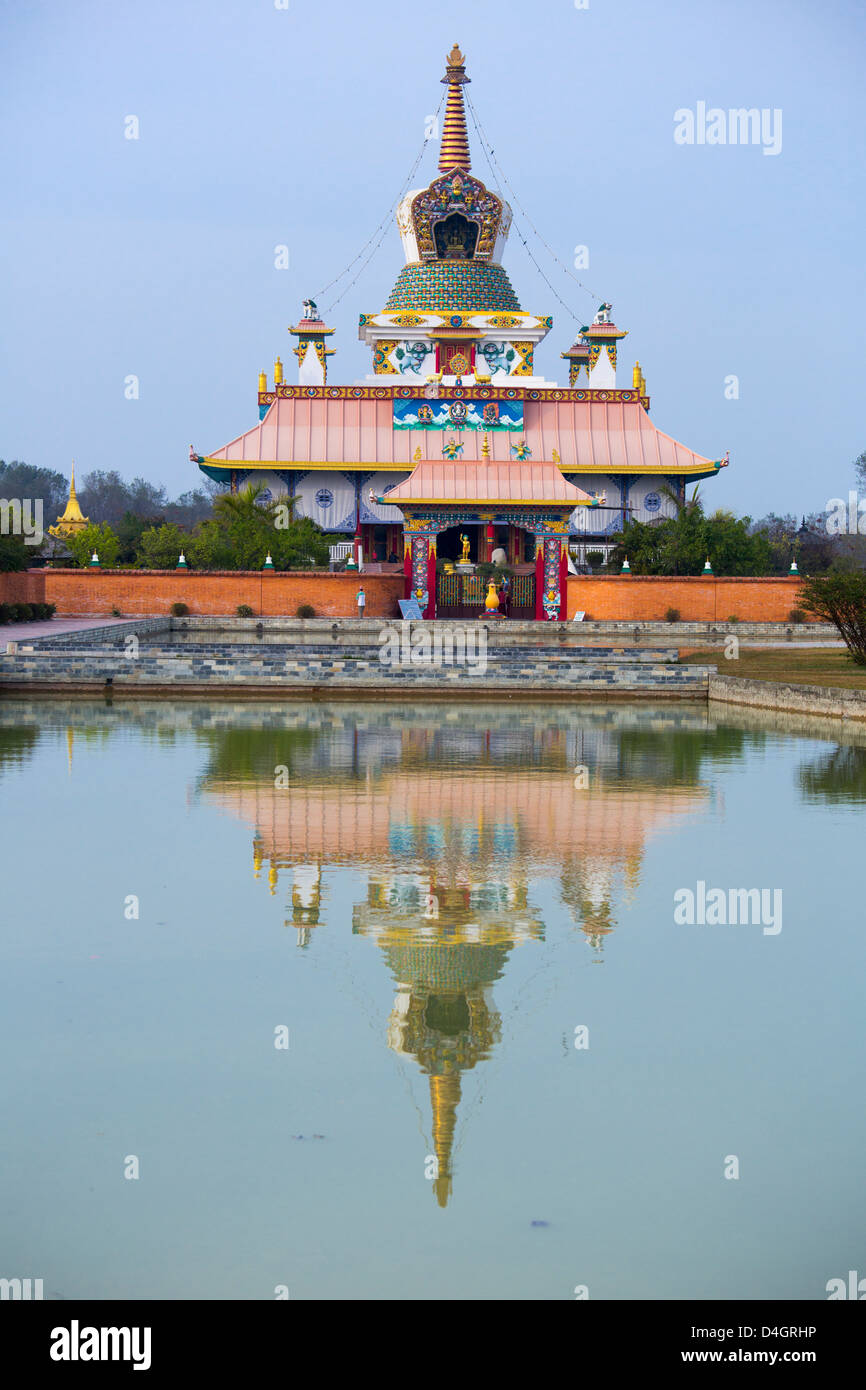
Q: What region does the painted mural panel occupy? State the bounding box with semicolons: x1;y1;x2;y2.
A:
392;398;523;431
378;340;437;377
476;338;533;377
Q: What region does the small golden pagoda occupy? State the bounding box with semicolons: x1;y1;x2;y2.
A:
48;462;89;538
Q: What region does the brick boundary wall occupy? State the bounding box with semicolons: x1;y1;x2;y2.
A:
1;570;807;622
566;575;804;623
0;570;404;619
0;571;45;605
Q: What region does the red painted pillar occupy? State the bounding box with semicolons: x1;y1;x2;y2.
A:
404;535;413;600
558;539;568;620
534;536;545;621
426;537;437;619
353;490;362;569
486;522;495;563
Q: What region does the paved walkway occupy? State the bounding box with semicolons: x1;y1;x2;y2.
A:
2;617;133;643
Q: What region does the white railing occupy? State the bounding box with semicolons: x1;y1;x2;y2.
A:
329;542;354;564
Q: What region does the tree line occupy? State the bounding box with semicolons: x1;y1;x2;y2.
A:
0;462;329;570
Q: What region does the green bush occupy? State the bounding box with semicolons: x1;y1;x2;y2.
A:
788;608;806;624
726;615;739;624
586;550;604;569
798;572;866;663
170;601;189;617
0;603;11;623
296;603;315;618
65;521;121;569
664;607;680;623
135;522;192;569
236;604;254;617
13;603;33;622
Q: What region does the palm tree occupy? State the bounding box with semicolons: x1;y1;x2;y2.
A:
658;482;702;517
213;483;292;525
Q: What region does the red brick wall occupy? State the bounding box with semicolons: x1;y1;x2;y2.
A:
0;571;45;605
0;570;804;623
9;570;403;618
566;575;803;622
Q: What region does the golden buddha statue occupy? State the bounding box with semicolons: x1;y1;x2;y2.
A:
444;224;468;260
460;533;471;564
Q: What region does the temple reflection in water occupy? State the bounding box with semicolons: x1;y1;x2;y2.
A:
200;704;712;1204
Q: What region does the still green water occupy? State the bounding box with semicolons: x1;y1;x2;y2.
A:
1;697;863;1300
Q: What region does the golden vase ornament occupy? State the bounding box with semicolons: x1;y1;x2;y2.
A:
485;580;500;612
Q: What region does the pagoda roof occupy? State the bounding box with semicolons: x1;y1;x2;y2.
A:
197;392;722;479
381;457;592;507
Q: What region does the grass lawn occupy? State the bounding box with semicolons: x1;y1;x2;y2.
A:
679;645;866;691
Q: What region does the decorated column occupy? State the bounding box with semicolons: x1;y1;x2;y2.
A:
404;522;438;619
534;530;568;621
288;299;336;386
534;535;545;621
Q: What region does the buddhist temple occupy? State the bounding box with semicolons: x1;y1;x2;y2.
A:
190;46;726;618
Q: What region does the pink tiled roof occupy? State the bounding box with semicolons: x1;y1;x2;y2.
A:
204;397;412;467
383;459;592;505
532;400;717;475
201;395;718;476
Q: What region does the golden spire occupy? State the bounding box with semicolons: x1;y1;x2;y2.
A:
481;433;490;458
439;43;471;174
430;1072;461;1207
48;461;89;538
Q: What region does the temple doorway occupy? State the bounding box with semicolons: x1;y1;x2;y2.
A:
436;525;479;563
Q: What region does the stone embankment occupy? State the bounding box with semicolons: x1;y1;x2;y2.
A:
0;619;708;698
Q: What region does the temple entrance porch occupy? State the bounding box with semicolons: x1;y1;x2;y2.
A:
400;510;573;621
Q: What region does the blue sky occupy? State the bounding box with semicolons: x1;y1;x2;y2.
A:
1;0;863;517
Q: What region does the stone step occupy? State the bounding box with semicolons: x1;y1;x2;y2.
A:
133;642;682;663
0;648;709;690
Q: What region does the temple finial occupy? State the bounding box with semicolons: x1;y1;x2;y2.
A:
430;1072;461;1208
439;43;471;174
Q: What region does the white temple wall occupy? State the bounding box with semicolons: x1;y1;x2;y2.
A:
292;471;356;532
360;472;409;524
627;477;678;522
568;476;620;534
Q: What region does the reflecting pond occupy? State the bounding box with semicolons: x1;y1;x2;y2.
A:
1;697;863;1299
